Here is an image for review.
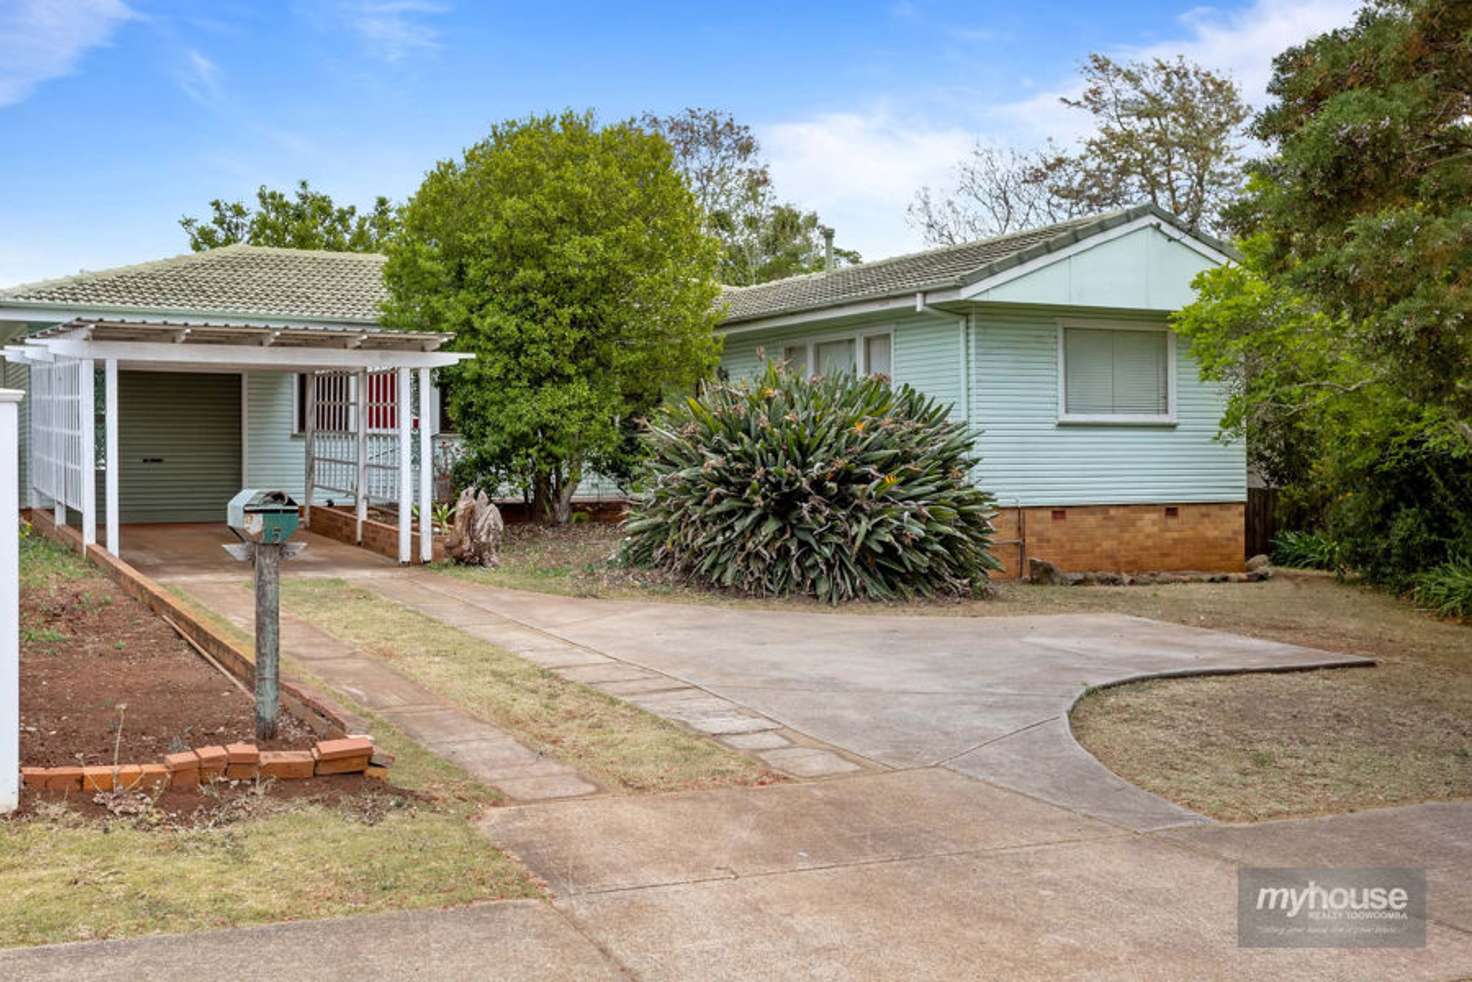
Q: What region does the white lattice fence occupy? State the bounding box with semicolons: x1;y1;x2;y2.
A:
28;359;87;511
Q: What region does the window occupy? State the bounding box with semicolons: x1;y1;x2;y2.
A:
294;372;402;434
865;334;892;378
777;329;892;378
1058;322;1175;423
815;338;855;375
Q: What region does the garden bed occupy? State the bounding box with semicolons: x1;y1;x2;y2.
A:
20;562;320;769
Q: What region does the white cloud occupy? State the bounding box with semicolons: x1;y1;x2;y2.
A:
0;0;135;107
761;110;973;262
765;0;1364;260
997;0;1363;143
341;1;448;62
177;48;220;105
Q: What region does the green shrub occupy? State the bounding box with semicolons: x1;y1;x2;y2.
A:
1271;529;1339;570
621;362;1002;602
1412;558;1472;619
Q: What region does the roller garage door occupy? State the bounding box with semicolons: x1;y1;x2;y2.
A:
118;371;241;523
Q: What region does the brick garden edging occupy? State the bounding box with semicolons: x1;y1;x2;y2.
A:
23;508;368;742
306;505;446;565
20;737;387;794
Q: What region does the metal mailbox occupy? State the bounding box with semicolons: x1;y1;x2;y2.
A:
226;489;300;544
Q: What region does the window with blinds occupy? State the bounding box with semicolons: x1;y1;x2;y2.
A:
1061;326;1172;420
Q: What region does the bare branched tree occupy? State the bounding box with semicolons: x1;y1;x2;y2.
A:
909;54;1249;246
909;145;1083;245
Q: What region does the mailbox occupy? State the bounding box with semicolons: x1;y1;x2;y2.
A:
226;489;300;544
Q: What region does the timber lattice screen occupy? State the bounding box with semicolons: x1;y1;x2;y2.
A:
27;359;87;511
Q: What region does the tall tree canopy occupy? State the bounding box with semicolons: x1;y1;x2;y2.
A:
180;179;399;252
1238;0;1472;434
911;54;1249;244
1175;0;1472;586
643;108;860;284
382;110;722;523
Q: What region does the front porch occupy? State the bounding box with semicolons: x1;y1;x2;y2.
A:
5;317;468;564
118;523;396;580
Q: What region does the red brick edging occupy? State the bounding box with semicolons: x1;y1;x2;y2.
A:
20;738;388;794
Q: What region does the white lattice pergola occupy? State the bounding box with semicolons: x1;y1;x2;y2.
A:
4;318;468;563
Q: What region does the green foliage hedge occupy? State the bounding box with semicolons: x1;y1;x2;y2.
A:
621;362;1002;602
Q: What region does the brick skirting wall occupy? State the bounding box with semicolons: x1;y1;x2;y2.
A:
989;502;1245;579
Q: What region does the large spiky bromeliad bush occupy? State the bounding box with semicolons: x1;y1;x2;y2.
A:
621;361;1002;602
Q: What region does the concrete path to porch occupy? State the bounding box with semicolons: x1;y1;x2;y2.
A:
365;571;1372;831
129;526;597;801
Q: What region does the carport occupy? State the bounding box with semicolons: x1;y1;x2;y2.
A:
4;317;468;563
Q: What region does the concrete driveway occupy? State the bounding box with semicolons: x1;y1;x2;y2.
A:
372;573;1371;830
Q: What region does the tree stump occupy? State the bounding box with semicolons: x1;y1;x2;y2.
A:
444;488;505;567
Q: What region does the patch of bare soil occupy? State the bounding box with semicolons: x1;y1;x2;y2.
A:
20;574;318;768
14;772;412;828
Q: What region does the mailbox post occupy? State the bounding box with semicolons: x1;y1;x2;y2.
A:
224;490;305;740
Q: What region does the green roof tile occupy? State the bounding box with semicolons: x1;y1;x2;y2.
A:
718;204;1234;325
0;244;388;324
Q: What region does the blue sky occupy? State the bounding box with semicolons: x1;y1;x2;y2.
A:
0;0;1361;287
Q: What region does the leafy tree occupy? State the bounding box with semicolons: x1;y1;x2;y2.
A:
382;111;722;523
643;108;860;284
180;179;399;252
1174;238;1472;586
1237;0;1472;440
911;54;1248;243
1176;0;1472;587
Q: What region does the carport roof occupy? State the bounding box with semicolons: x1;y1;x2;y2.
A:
0;244;389;325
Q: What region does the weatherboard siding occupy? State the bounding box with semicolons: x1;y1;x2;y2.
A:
716;304;1244;508
969;308;1244;506
245;371;307;501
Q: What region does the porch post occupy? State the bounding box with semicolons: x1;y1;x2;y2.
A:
355;369;368;543
417;368;432;563
104;359;119;555
302;372;316;527
79;359;96;547
397;367;412;564
1;388;21;813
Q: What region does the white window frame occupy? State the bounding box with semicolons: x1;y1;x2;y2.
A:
782;326;894;377
1056;318;1177;425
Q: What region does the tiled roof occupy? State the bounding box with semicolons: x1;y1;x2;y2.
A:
718;204;1231;324
0;245;389;324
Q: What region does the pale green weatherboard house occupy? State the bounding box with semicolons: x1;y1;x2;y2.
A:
716;204;1246;576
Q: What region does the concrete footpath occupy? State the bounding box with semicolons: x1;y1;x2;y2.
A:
5;778;1469;980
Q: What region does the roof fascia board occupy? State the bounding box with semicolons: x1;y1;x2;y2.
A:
720;288;962;334
958;214;1230;301
30;337;468;370
0;301;379;330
